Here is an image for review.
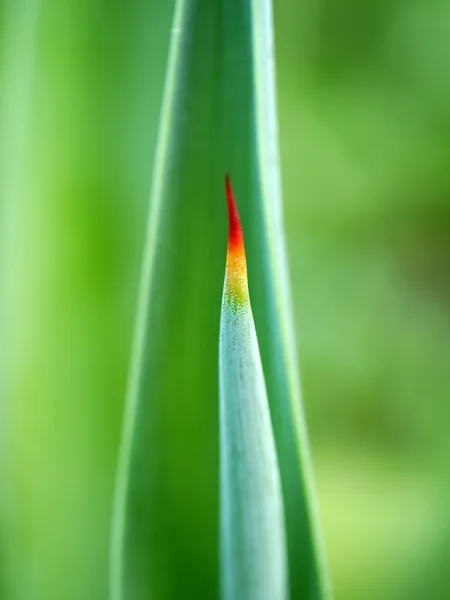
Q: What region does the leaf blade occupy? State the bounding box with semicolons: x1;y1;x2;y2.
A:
110;3;224;598
246;2;333;597
110;0;331;598
219;176;287;600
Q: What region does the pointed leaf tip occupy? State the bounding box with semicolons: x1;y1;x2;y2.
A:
225;174;243;249
220;177;288;600
224;175;249;308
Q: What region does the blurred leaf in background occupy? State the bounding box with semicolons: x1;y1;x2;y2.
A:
276;0;450;598
1;0;450;599
1;1;173;598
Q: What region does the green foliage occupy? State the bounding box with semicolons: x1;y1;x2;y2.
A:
0;1;173;599
111;0;329;598
2;0;450;599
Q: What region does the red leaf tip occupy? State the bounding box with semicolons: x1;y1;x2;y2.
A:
225;174;243;247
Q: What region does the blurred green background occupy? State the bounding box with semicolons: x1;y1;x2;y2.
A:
1;1;449;599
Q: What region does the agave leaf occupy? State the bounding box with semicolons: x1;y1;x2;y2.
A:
220;175;287;600
110;3;224;598
244;3;332;598
111;0;330;598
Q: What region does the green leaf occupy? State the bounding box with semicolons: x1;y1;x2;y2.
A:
219;175;287;600
110;3;225;598
246;3;333;598
111;0;331;598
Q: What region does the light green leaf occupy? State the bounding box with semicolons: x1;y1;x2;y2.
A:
219;175;287;600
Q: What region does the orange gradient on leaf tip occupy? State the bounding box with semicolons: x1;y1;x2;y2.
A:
224;174;249;306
